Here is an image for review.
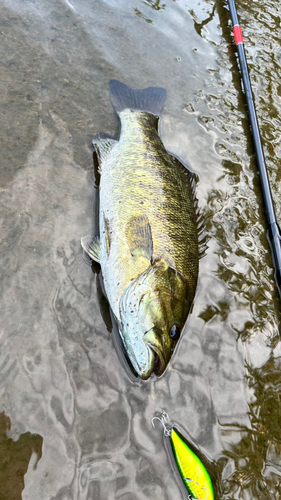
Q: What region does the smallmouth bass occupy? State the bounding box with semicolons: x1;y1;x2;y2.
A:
82;80;206;379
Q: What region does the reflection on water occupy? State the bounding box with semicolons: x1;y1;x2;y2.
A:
133;0;171;24
142;0;167;11
0;413;42;500
222;356;281;499
1;0;281;497
134;7;153;24
189;2;216;38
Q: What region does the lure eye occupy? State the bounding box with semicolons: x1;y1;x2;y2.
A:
170;325;181;340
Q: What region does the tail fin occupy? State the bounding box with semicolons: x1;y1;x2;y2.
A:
109;80;167;117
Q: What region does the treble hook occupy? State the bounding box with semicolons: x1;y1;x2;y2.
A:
151;410;172;436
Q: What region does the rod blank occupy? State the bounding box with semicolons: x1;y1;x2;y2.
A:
227;0;281;298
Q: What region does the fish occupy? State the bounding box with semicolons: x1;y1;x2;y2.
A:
152;411;215;500
81;80;206;380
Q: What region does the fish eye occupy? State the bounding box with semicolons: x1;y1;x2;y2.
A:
170;325;181;340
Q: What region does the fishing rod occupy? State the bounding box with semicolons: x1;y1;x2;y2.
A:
227;0;281;300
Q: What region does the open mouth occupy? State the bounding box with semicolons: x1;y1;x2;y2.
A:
153;353;163;375
143;328;166;377
149;346;165;376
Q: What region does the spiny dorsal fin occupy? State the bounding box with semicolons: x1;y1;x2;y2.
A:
198;230;208;259
168;151;197;199
92;133;117;167
125;214;153;262
81;235;101;263
168;151;208;260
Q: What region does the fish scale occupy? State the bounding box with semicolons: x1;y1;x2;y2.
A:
101;111;198;290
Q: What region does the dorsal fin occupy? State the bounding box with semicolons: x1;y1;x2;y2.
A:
168;151;208;260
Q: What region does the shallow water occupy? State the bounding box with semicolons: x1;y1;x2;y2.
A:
1;0;281;498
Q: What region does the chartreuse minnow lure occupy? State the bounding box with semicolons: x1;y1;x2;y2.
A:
152;411;214;500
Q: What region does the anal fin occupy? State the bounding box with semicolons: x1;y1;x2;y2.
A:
92;133;118;171
81;235;101;263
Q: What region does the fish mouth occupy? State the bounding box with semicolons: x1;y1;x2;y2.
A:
135;345;165;379
143;328;166;377
117;325;167;380
133;345;155;380
117;324;156;380
151;348;166;376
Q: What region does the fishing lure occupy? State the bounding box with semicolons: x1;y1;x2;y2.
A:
152;411;214;500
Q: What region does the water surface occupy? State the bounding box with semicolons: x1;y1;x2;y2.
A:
1;0;281;498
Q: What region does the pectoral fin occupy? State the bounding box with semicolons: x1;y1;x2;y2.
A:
125;215;153;262
81;235;101;263
103;213;111;256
